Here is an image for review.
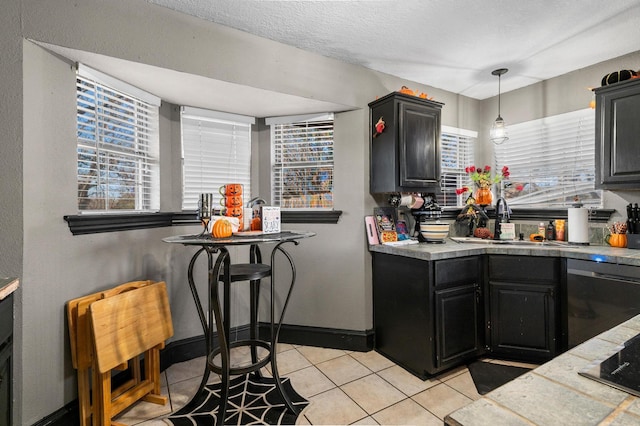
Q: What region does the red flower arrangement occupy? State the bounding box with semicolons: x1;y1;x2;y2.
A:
456;165;512;196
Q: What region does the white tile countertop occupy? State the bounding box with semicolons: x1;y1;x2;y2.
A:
445;314;640;425
369;238;640;266
0;277;19;301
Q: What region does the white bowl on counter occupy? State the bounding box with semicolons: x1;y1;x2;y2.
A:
420;223;450;242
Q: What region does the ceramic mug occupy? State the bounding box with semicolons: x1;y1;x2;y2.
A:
605;233;627;248
219;183;243;196
222;206;243;218
220;195;243;208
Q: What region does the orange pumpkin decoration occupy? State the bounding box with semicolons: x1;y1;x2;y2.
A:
399;86;415;96
212;218;233;238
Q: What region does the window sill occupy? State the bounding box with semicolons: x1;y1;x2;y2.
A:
281;210;342;224
64;210;343;235
440;207;614;223
64;213;175;235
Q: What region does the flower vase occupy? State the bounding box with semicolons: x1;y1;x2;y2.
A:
474;186;493;206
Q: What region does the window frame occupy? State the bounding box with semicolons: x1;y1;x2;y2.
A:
180;106;254;212
76;64;160;214
494;108;602;209
267;113;335;211
438;126;477;208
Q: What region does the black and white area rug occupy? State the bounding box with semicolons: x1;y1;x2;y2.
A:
167;374;309;425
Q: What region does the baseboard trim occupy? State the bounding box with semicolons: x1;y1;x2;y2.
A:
161;323;374;367
36;324;373;425
260;323;374;352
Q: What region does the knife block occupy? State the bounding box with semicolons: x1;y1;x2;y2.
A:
627;234;640;249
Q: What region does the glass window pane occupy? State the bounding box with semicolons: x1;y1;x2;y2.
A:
76;73;159;213
271;116;334;210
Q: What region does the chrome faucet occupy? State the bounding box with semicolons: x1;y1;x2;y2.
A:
246;197;266;208
493;197;511;240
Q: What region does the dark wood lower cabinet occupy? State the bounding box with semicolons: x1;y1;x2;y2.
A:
372;252;565;379
372;253;484;378
0;293;13;426
489;281;556;360
373;253;433;378
487;255;564;362
435;283;482;367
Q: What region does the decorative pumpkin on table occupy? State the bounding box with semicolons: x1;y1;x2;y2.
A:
212;218;233;238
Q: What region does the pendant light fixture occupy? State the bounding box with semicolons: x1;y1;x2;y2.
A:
490;68;509;145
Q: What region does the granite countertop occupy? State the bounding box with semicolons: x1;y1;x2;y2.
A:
445;314;640;425
369;239;640;266
0;277;19;301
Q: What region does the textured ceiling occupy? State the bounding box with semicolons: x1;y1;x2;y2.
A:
147;0;640;100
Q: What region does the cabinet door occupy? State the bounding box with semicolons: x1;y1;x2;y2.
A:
596;79;640;189
398;101;440;188
489;281;556;360
435;283;482;368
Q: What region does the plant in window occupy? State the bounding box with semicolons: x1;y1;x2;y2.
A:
456;165;517;205
456;165;509;193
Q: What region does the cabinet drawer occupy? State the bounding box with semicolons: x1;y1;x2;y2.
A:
435;257;480;287
489;255;560;283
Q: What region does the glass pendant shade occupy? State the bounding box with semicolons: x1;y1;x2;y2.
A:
490;115;508;144
490;68;509;144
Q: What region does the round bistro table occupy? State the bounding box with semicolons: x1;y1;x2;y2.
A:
162;230;315;425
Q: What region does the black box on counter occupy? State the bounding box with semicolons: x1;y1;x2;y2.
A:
628;234;640;249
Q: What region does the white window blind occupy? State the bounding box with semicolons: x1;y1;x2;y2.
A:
439;127;476;207
181;107;254;211
268;113;334;209
495;108;601;208
76;66;160;212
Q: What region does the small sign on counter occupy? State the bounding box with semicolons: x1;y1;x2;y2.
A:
261;206;281;234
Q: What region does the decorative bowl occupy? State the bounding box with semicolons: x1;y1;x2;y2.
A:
420;223;450;242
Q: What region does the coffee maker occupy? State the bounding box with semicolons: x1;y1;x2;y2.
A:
410;193;442;242
388;192;442;242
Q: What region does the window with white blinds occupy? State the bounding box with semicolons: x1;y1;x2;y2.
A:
76;65;160;212
268;114;334;209
495;108;601;208
439;127;476;207
181;107;254;211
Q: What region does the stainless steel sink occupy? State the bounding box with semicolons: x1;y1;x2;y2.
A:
450;237;572;247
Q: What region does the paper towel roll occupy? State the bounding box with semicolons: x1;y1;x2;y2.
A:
568;207;589;244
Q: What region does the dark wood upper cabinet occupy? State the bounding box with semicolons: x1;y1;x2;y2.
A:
369;92;443;193
595;78;640;189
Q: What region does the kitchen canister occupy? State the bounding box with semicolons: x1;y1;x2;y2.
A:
568;205;589;244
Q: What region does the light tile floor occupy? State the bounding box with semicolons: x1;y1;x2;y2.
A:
113;345;538;425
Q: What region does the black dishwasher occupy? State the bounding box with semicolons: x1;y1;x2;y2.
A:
567;259;640;348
